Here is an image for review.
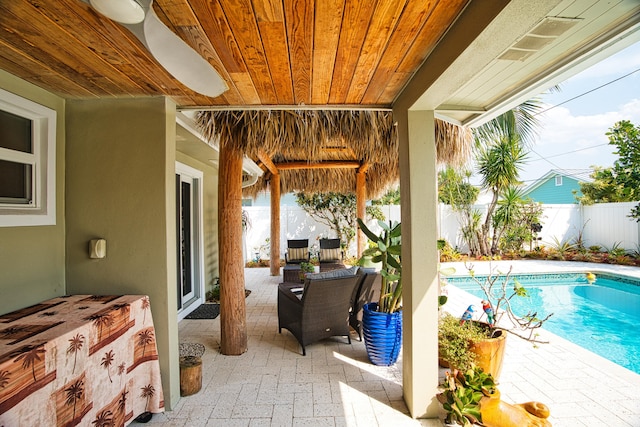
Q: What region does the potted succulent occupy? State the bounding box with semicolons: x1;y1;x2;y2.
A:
357;218;402;366
437;365;497;426
438;263;553;379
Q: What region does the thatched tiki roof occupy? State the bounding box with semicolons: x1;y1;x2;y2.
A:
196;110;472;199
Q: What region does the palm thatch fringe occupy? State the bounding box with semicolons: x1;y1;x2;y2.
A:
196;110;470;198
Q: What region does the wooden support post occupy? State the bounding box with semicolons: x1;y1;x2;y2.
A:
270;173;281;276
218;141;247;355
356;170;366;258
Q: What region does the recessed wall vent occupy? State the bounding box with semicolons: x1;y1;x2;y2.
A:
498;16;582;61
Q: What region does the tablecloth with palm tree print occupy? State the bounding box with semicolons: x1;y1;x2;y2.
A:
0;295;164;426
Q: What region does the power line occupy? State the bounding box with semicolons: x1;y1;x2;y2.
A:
528;142;610;161
536;67;640;116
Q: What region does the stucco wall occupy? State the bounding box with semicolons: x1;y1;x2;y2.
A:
0;70;66;315
65;97;180;409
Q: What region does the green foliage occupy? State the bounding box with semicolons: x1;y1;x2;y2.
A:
578;166;627;204
437;167;481;256
470;98;545;256
295;192;386;253
372;186;401;205
438;167;479;206
299;262;315;273
493;188;543;253
438;239;463;262
357;218;402;313
437;366;496;426
206;278;220;302
548;236;577;256
578;121;640;221
438;314;485;371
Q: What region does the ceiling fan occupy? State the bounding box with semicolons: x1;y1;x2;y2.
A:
86;0;228;98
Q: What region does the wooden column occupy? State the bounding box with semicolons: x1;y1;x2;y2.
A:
270;173;281;276
356;170;367;258
218;141;247;355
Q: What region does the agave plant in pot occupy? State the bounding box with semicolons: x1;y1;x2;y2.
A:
356;218;402;366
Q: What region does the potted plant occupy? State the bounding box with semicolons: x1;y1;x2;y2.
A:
437;365;497;426
298;261;315;281
438;263;553;379
356;218;402;366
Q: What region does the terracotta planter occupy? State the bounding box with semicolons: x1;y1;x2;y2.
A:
469;328;506;380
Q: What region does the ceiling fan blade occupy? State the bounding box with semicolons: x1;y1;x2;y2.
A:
84;0;228;98
142;2;228;98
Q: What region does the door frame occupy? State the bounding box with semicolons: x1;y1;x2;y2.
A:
176;161;205;321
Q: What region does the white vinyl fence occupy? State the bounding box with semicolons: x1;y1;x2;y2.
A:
243;205;400;262
438;202;640;253
244;202;639;262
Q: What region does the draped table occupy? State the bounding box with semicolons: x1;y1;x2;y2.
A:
0;295;164;426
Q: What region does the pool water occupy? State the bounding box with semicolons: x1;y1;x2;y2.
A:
446;273;640;374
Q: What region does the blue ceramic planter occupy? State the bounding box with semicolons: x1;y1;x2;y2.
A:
362;302;402;366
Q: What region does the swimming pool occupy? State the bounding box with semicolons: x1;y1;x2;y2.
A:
445;272;640;374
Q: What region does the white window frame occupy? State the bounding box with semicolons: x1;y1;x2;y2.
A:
555;176;563;186
0;88;56;227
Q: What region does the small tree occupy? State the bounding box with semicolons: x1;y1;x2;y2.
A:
438;166;481;256
295;192;383;253
578;120;640;221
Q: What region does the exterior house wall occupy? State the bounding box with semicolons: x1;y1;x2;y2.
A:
0;70;66;314
525;175;582;204
65;97;180;409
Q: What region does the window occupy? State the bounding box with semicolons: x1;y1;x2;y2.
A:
555;176;563;186
0;88;56;226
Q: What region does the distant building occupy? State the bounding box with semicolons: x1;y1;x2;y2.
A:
521;169;592;204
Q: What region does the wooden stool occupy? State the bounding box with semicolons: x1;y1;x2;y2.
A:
179;356;202;396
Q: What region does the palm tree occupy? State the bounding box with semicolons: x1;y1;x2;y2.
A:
140;384;155;412
15;345;45;382
91;409;113;427
476;139;527;254
473;98;544;255
101;350;115;383
137;330;154;358
0;370;10;388
67;333;85;374
65;379;84;422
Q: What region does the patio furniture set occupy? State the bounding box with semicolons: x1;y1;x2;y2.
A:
277;238;381;355
281;238;347;283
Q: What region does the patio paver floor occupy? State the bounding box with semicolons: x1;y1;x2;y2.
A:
137;261;640;427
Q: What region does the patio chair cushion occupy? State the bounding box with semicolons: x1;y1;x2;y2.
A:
319;248;341;261
287;247;309;262
306;266;358;280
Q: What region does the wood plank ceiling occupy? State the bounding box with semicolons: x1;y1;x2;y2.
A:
0;0;470;109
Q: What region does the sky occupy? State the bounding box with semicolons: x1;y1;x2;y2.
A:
516;40;640;186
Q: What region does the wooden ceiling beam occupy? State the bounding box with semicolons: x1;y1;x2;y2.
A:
257;150;279;175
275;161;360;170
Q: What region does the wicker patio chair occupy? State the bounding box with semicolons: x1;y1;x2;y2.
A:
318;238;345;272
349;270;380;341
278;269;362;355
284;239;310;264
